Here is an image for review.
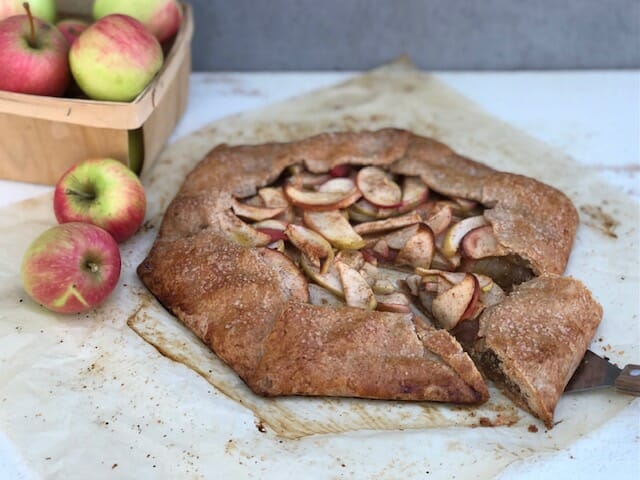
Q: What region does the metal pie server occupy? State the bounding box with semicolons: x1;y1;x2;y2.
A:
565;350;640;395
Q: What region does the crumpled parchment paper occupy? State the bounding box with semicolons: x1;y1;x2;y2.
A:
1;62;638;479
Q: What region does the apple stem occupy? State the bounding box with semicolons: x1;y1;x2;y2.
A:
87;262;99;273
65;188;96;201
22;2;37;48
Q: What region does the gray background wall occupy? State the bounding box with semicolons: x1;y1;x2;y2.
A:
187;0;640;71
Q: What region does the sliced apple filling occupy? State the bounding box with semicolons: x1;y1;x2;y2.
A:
225;164;529;331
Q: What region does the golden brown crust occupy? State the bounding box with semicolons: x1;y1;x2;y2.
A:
138;128;582;407
481;173;578;275
251;303;488;402
472;275;603;427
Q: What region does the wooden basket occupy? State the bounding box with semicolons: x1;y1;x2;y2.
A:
0;1;193;184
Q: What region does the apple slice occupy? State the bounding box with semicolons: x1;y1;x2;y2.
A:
372;278;396;295
400;176;429;209
350;199;398;220
454;197;479;213
431;249;461;271
431;274;479;330
375;292;412;313
353;211;421;236
329;164;352;177
440;215;489;257
365;239;397;263
395;224;435;269
335;250;366;270
356;166;403;208
231;197;286;222
284;183;361;211
289;171;332;188
423;203;453;236
461;225;505;259
336;261;377;310
217;211;272;247
402;274;422;296
317;177;357;193
252;219;288;242
479;281;506;307
377;223;420;250
300;253;344;297
303;210;366;250
285;224;334;273
258;187;289;208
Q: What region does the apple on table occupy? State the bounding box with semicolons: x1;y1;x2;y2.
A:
21;222;122;314
0;2;69;96
53;158;147;243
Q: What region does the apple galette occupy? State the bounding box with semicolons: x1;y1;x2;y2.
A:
138;129;602;427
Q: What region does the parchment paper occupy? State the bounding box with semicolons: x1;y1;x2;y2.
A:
1;62;638;479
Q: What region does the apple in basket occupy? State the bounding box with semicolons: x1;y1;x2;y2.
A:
21;222;121;314
69;14;163;102
53;158;147;243
55;18;88;45
0;2;69;96
92;0;183;42
0;0;56;23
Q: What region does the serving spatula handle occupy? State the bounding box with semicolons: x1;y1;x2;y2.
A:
615;364;640;396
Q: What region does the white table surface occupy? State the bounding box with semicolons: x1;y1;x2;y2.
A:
1;71;639;479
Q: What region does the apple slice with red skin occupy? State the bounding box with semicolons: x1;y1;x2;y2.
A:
231;197;287;222
430;273;480;330
349;199;398;220
285;224;334;274
440;215;489;257
303;210;366;250
284;182;361;211
399;176;429;210
375;291;412;313
353;211;421;236
336;261;377;310
395;224;435;269
329;164;352;177
356;166;403;208
252;219;288;242
461;225;506;259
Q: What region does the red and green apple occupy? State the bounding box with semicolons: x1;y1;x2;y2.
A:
53;158;146;243
93;0;182;42
0;0;55;23
69;14;163;102
21;222;121;314
0;3;69;96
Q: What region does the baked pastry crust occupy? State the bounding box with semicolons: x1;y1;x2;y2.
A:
138;129;597;417
473;275;603;428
